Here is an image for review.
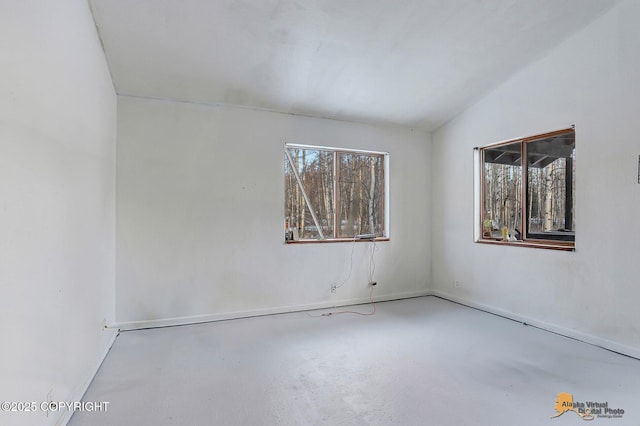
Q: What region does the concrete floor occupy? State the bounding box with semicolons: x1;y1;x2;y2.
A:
70;297;640;425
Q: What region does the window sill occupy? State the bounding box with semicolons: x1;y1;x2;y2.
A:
285;238;389;244
476;238;574;251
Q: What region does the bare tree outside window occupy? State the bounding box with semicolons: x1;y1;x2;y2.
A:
285;148;334;239
285;145;387;241
526;136;575;237
337;153;385;238
479;128;575;249
482;142;522;239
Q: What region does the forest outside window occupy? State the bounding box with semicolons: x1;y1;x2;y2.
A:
284;144;388;242
476;128;575;250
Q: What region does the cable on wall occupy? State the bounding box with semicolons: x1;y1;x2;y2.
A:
319;239;378;317
331;236;357;292
368;239;377;285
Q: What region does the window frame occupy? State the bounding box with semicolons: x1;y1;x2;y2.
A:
284;143;390;243
474;127;575;251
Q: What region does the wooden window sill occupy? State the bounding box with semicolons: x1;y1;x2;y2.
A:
476;238;574;251
286;238;389;244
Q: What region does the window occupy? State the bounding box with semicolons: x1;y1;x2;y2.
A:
284;144;388;242
476;128;575;250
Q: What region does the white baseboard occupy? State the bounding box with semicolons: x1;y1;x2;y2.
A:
57;328;119;426
112;289;432;331
111;288;639;359
431;289;640;360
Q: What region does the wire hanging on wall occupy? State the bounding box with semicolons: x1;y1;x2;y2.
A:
322;239;377;317
331;237;357;292
306;239;378;318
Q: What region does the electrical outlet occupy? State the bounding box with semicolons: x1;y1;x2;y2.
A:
454;280;461;288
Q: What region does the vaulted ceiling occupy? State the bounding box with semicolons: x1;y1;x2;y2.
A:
89;0;617;130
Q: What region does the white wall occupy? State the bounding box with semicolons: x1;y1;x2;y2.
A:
432;0;640;357
0;1;117;425
115;96;431;326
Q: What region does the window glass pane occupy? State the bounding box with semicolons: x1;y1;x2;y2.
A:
284;148;334;239
526;133;575;238
483;142;522;240
337;153;385;238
